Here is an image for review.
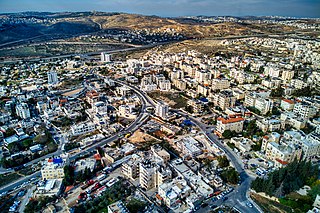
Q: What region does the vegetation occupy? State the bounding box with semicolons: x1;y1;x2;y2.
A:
0;173;22;187
217;155;230;168
222;130;237;139
251;159;319;197
65;142;80;151
63;165;75;186
220;167;240;184
25;196;57;213
270;87;284;97
74;181;133;213
126;198;147;213
246;106;261;115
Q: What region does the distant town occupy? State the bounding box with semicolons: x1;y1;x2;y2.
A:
0;12;319;213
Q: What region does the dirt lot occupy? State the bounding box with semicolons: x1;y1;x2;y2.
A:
250;192;293;213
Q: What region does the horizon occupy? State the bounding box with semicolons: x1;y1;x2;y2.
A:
0;10;318;19
0;0;319;18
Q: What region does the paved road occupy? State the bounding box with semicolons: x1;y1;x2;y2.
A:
132;87;262;213
0;82;149;194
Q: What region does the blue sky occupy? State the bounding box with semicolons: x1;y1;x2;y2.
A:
0;0;319;18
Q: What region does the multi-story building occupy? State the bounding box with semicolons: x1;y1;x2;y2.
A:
156;101;169;119
70;122;96;136
173;79;187;91
121;154;141;180
41;155;69;180
293;103;317;119
216;117;245;136
256;118;281;132
139;160;171;190
48;71;58;85
159;80;171;91
212;90;236;110
211;79;230;91
100;52;112;62
158;178;191;209
280;112;306;130
290;79;308;90
280;99;295;111
176;136;202;158
281;70;295;81
16;103;31;119
265;142;302;168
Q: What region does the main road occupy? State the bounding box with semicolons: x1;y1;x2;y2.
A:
126;83;262;213
0;81;149;194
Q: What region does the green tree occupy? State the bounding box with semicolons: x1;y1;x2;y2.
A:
221;167;240;184
126;198;147;213
217;156;230;168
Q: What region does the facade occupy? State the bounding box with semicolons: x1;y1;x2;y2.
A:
211;79;230;91
16;103;31;119
41;155;69;180
48;71;58;85
280;99;295;111
212;90;236;110
70;122;96;136
216;117;245;136
293;103;317;119
156;101;169;119
101;52;112;62
265;142;302;167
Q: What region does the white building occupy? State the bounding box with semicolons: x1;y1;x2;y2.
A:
156;101;169;119
48;71;58;85
293;103;317;119
70;122;96;136
101;52;111;62
16;103;31;119
41;155;69;180
216;117;245;136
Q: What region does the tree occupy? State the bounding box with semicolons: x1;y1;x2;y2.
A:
217;156;230;168
63;165;75;186
221;168;240;184
126;198;147;213
222;130;236;139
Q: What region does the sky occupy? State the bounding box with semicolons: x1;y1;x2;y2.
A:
0;0;319;18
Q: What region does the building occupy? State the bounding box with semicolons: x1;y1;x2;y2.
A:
107;200;129;213
101;52;112;62
211;79;230;91
159;80;171;91
48;71;58;85
139;159;172;190
156;101;169;119
35;179;63;198
265;142;302;168
70;122;96;136
158;178;191;209
230;137;253;153
121;154;141;180
293;103;317;119
280;112;306;130
256;119;281;132
176;136;202;158
216;117;245;136
212;90;236;111
15;103;31;119
280;99;295;111
41;155;69;180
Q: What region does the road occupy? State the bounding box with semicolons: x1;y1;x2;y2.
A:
131;86;262;213
0;81;149;194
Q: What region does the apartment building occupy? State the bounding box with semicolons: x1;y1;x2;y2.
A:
211;79;230;91
293;103;317;119
41;155;69;180
216;117;245;136
265;142;302;168
212;90;236;110
70;122;96;136
156;101;169;119
176;136;202;158
15;103;31;119
280;99;295;111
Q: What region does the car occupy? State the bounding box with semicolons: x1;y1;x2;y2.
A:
246;202;253;208
222;196;228;201
201;203;208;208
210;205;217;209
